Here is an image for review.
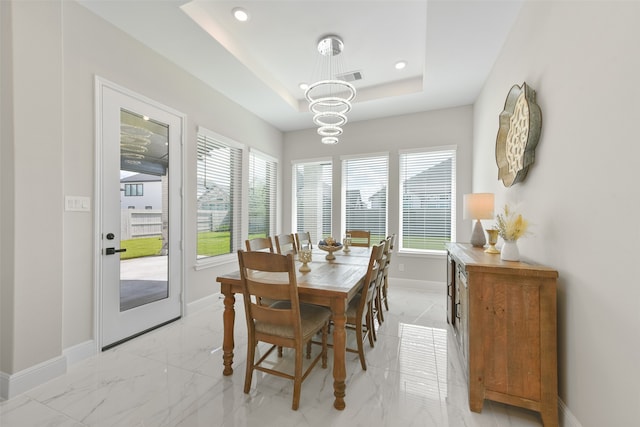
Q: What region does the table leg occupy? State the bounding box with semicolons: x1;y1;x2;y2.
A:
331;298;347;410
222;285;235;376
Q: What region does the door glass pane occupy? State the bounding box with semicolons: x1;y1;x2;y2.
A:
119;109;169;312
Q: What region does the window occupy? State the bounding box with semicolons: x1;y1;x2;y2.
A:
342;153;388;242
124;183;143;196
399;147;456;252
292;159;332;244
249;149;277;239
196;127;244;259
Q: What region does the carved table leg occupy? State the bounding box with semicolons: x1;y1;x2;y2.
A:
222;285;235;376
331;298;347;410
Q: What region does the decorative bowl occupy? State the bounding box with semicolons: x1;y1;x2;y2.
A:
318;240;343;260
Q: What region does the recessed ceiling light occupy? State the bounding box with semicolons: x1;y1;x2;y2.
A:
395;60;407;70
299;82;309;91
232;7;249;22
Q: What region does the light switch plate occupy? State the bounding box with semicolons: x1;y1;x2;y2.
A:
65;196;91;212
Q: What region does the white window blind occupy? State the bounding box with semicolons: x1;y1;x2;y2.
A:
249;150;277;239
292;159;332;244
342;154;388;242
399;147;456;252
196;128;244;259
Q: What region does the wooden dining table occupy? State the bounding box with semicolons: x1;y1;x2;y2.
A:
215;246;372;410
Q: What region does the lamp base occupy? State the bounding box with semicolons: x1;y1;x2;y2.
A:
470;220;486;247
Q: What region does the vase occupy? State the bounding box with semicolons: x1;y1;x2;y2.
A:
500;240;520;261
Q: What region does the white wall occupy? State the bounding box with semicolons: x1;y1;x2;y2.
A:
0;0;16;377
473;1;640;425
1;0;282;392
1;0;65;376
283;106;474;283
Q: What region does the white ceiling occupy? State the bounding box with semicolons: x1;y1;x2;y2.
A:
78;0;524;132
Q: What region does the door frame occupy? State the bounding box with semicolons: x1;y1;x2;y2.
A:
93;76;186;350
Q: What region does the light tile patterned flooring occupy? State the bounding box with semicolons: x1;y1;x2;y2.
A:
0;284;544;426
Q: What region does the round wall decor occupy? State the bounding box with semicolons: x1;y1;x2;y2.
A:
495;82;542;187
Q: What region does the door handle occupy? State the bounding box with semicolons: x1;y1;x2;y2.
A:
105;247;127;255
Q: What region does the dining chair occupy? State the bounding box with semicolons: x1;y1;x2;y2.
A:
245;236;274;253
245;237;277;308
345;242;384;370
294;231;313;251
237;250;331;410
372;236;392;326
346;229;371;247
275;233;298;255
380;234;395;314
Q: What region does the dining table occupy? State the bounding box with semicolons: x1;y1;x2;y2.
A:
215;245;372;410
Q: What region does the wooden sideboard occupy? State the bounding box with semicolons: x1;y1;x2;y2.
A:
445;243;558;427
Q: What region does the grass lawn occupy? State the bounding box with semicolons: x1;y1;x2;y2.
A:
197;231;233;257
120;237;163;259
121;233;450;259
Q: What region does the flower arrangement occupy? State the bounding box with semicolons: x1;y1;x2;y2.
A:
495;204;529;241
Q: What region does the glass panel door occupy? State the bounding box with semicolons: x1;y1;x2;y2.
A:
98;80;183;349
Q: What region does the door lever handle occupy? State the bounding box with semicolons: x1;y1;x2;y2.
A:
105;247;127;255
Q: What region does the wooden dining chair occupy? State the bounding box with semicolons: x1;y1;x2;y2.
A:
345;242;384;370
294;231;313;251
237;250;331;410
346;229;371;247
275;233;298;255
245;237;278;308
379;234;395;314
245;237;274;253
372;236;391;327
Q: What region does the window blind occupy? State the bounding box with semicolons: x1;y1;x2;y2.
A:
399;147;456;252
342;154;388;242
196;128;243;259
292;160;332;244
249;150;277;239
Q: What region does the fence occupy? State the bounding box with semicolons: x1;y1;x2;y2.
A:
121;210;164;240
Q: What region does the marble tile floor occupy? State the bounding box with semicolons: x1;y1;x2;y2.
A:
0;285;545;426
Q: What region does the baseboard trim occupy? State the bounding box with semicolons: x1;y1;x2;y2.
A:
389;277;443;291
186;292;220;315
0;355;66;400
63;340;97;366
559;398;582;427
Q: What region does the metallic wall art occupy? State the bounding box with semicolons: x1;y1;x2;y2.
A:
495;82;542;187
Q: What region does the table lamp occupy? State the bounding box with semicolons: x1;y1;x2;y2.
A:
463;193;495;247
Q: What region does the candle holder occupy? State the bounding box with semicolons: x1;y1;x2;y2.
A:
298;247;312;272
484;229;500;254
343;234;352;253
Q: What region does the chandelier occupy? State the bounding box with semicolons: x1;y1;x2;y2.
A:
304;35;356;145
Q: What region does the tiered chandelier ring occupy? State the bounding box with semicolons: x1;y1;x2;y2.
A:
304;35;356;145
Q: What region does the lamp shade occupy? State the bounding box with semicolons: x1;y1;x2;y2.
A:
463;193;494;220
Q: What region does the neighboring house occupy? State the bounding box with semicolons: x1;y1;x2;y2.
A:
120;173;163;210
345;189;366;210
197;183;231;232
197;184;230;211
369;186;387;209
402;158;452;209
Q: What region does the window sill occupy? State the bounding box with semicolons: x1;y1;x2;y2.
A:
397;249;446;259
194;253;237;271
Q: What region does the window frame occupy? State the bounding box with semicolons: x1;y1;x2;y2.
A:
291;157;333;245
340;152;389;243
398;145;457;255
195;126;245;267
124;183;143;196
248;148;278;240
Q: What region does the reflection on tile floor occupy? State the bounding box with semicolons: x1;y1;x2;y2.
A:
0;284;545;426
